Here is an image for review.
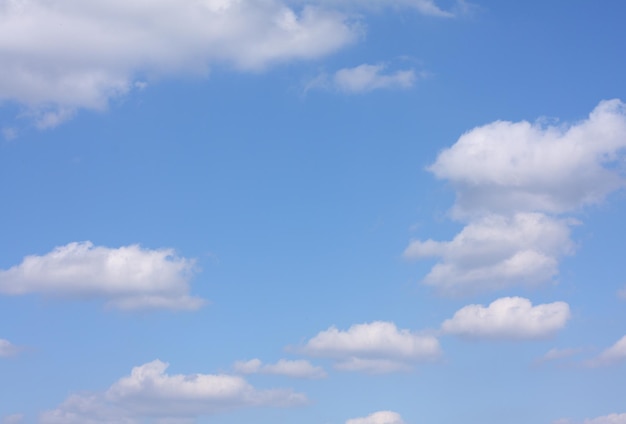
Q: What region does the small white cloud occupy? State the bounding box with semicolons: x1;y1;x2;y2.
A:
0;241;204;310
300;321;441;373
584;413;626;424
441;297;571;340
405;213;574;294
346;410;406;424
0;339;19;357
587;335;626;367
234;358;327;379
40;360;306;423
2;414;23;424
333;64;416;93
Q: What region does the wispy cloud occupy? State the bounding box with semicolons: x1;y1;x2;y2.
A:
233;358;327;379
346;410;406;424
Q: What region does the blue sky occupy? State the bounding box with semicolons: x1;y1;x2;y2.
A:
1;1;626;423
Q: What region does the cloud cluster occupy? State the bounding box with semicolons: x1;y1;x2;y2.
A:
0;241;203;310
441;297;571;340
234;358;327;379
346;410;406;424
333;64;417;93
406;99;626;294
40;360;306;423
0;339;19;357
0;0;454;127
300;321;441;373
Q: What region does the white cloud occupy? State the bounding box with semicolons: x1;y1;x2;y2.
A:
406;100;626;294
300;321;441;373
441;297;571;340
585;413;626;424
332;64;417;93
0;0;361;127
0;241;204;310
587;335;626;367
0;339;19;357
346;411;406;424
40;360;306;423
429;99;626;217
405;213;574;294
234;358;327;379
305;0;454;16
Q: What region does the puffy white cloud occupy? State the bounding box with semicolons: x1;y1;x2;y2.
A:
429;99;626;216
0;0;360;126
300;321;441;373
233;358;327;379
40;360;306;423
333;64;417;93
405;213;574;294
0;339;19;357
441;297;571;340
346;411;406;424
0;241;204;310
588;335;626;367
407;100;626;294
585;413;626;424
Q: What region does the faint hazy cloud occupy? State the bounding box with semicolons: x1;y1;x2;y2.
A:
587;335;626;367
2;414;24;424
0;241;204;311
346;410;406;424
441;297;570;340
407;99;626;294
307;63;419;94
584;413;626;424
40;360;306;423
0;339;20;357
299;321;441;373
535;347;583;364
233;358;327;379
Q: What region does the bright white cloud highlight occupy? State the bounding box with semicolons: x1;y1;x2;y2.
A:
300;321;441;373
441;297;571;340
0;339;19;357
0;0;360;126
585;413;626;424
346;410;406;424
0;241;203;310
40;360;306;423
234;358;327;379
407;100;626;294
333;64;417;93
588;335;626;367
